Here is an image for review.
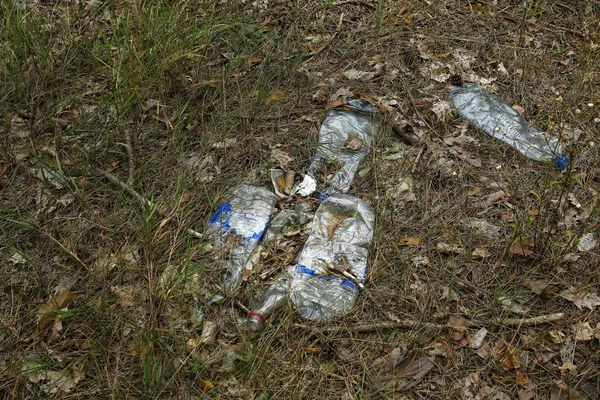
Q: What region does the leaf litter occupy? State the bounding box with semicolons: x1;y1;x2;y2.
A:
374;348;435;392
559;287;600;310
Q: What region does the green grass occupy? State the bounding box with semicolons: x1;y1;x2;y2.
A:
1;0;600;398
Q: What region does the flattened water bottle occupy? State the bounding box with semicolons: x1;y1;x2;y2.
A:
208;185;277;293
450;84;568;170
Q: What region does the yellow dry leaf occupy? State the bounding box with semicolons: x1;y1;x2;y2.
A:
37;288;75;333
265;91;285;104
247;56;262;67
197;378;214;392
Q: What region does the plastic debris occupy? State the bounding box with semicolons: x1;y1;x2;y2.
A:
248;193;374;330
262;209;314;243
208;185;277;293
291;175;317;197
248;276;289;332
297;99;381;196
450;84;568;169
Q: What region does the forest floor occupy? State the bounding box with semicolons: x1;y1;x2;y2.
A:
1;0;600;398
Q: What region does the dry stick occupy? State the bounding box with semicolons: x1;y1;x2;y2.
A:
411;147;425;175
333;0;376;10
296;313;565;333
324;264;365;289
124;128;134;186
96;168;204;239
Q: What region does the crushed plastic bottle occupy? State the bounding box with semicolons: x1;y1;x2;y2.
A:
248;193;374;330
450;84;568;169
299;99;381;196
208;185;277;293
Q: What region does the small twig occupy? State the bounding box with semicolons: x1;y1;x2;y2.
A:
235;301;251;315
500;313;565;327
296;313;565;333
96;168;204;239
333;0;376;10
324;264;365;289
124;129;134;186
411;146;425;175
97;169;153;208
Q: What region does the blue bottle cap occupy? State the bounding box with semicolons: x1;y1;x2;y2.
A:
555;155;569;171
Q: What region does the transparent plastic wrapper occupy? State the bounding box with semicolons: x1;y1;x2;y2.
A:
300;99;381;196
248;193;374;330
207;185;277;293
450;84;568;169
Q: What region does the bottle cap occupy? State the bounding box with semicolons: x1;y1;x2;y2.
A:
248;312;265;332
555;155;569;171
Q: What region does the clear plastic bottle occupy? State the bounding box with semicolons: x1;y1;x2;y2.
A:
298;99;381;196
207;185;277;293
248;193;374;330
450;84;568;169
248;277;288;332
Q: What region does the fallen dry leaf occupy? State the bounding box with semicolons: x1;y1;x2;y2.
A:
327;99;347;109
247;55;262;67
448;316;470;347
469;327;488;349
572;322;594;342
512;104;526;115
329;87;353;101
196;378;214;392
27;367;84;394
342;136;364;151
400;236;422;247
550;380;579;400
509;237;534;257
343;69;375;81
491;339;520;371
312;88;327;103
375;349;435;391
186;337;201;352
528;209;539;216
522;279;549;294
37;287;75;333
200;320;218;345
265;91;285;104
559;287;600;310
472;245;491;259
561;253;580;263
516;369;529;385
549;330;566;344
577;233;597;252
487;190;508;204
437;242;463;254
